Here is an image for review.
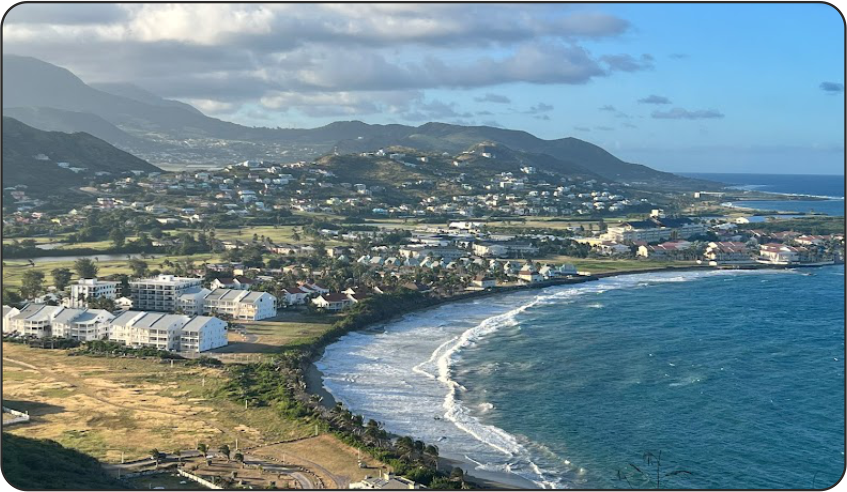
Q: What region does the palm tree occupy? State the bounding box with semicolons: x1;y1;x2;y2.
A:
423;445;439;467
218;444;231;461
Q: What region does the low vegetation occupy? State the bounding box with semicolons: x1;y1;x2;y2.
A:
2;432;127;489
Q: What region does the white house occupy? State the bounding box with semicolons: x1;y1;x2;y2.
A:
281;287;309;306
758;243;804;265
115;296;134;311
312;293;354;311
517;266;543;284
472;275;497;289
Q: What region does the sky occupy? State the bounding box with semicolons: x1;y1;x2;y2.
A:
2;3;845;174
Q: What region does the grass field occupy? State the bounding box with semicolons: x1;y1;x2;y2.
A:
543;256;697;274
2;253;222;288
219;310;337;355
1;343;386;485
1;344;312;462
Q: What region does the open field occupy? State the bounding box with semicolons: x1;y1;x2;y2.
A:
1;343;313;462
2;253;222;288
217;310;337;355
542;256;698;274
2;343;389;486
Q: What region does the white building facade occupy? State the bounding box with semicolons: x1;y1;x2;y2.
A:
130;275;203;312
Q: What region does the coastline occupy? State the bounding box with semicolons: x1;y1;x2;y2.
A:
304;262;839;489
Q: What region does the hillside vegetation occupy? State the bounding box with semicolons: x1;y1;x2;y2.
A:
1;432;126;489
2;117;160;200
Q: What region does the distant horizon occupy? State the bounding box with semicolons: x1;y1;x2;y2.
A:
3;3;843;175
677;171;845;176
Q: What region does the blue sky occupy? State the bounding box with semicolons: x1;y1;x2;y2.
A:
3;3;845;174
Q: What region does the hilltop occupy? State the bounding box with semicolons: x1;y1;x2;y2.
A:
2;117;160;202
2;55;715;190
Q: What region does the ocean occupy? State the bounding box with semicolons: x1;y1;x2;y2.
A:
317;267;845;489
681;172;845;216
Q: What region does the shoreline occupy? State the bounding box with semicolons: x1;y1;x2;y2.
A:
304;262;841;489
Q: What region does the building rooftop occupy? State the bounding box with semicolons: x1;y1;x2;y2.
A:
181;316;221;333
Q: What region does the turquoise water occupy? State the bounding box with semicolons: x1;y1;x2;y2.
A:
680;172;845;216
726;199;844;217
681;173;844;198
318;267;845;489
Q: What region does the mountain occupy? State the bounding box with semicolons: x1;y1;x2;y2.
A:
2;55;253;140
2;55;715;189
2;117;160;200
3;106;150;150
90;82;204;114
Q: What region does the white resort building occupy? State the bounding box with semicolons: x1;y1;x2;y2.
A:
50;308;115;341
4;304;63;337
109;311;190;351
109;311;227;352
129;275;203;312
66;278;119;308
179;316;228;353
203;289;277;320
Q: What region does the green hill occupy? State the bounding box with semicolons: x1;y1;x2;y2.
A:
2;117;160;201
3;56;718;190
2;432;126;489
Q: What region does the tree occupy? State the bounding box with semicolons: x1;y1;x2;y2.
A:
128;259;149;278
2;288;23;307
73;258;98;278
149;448;161;469
20;270;45;299
234;452;244;464
109;228;126;248
218;444;231;460
197;443;208;457
50;268;73;291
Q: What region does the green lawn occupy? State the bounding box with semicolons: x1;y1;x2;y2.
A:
2;253;222;288
542;255;698;274
221;310;337;353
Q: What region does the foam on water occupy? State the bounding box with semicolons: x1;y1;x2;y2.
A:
317;268;823;489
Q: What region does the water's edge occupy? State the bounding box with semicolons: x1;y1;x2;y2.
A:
308;264;840;489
